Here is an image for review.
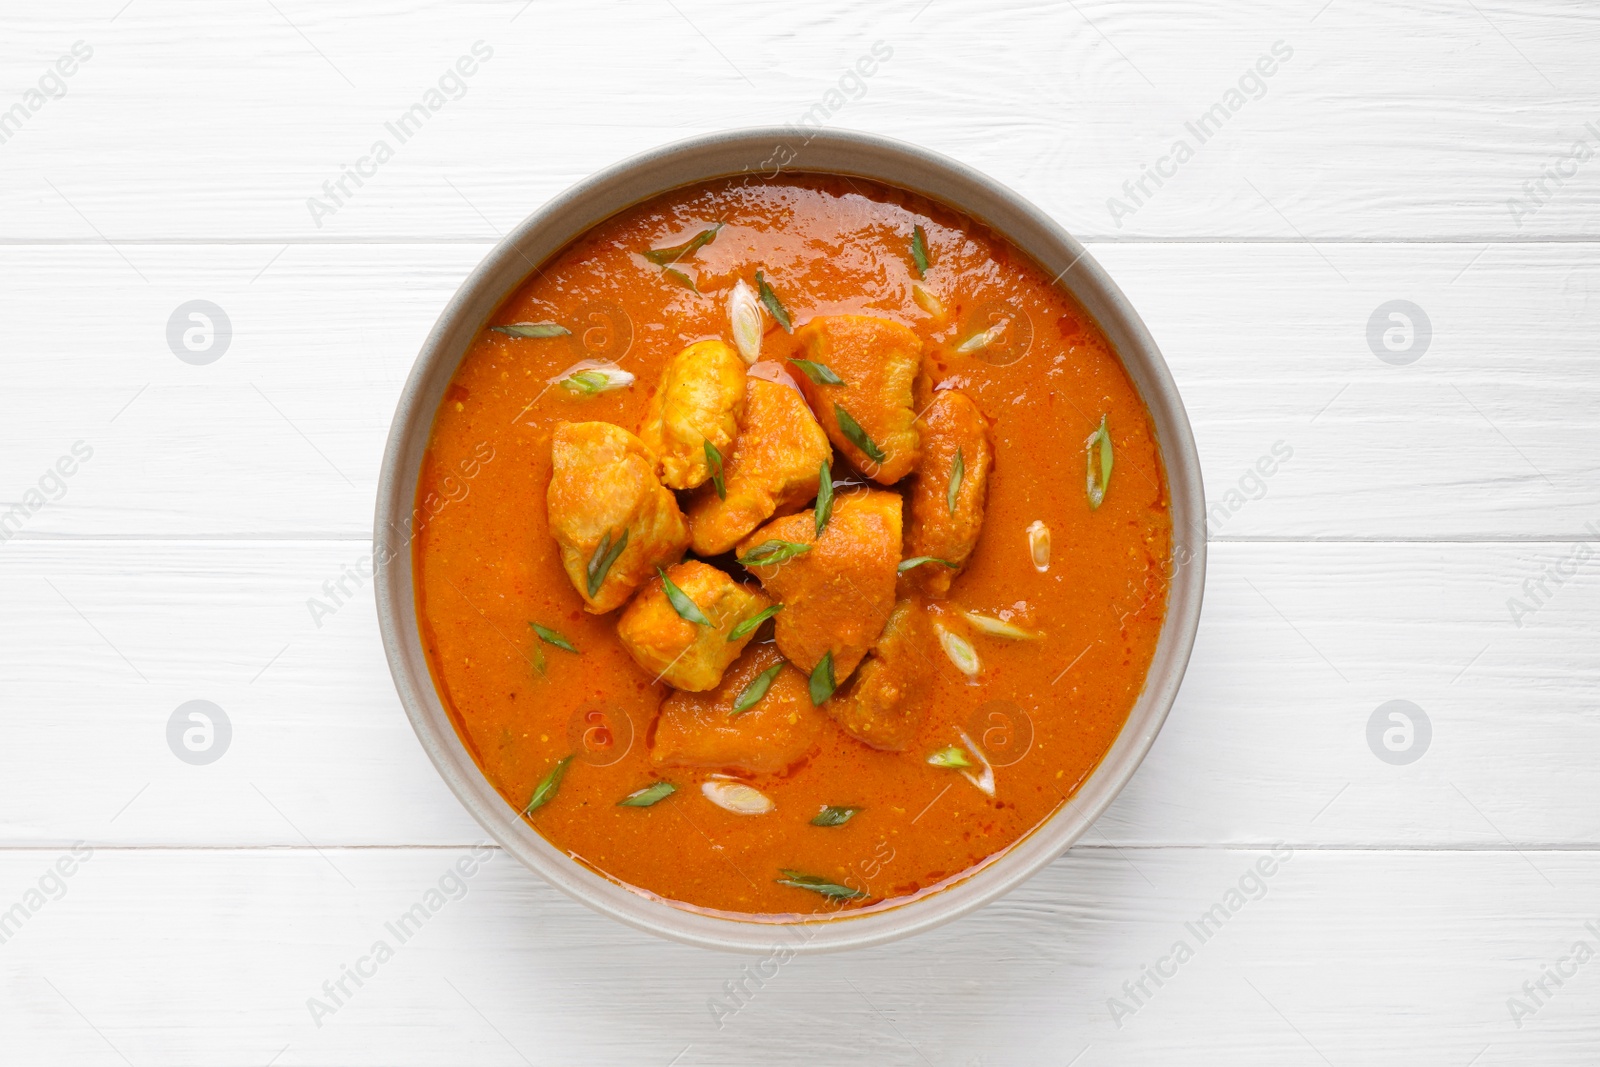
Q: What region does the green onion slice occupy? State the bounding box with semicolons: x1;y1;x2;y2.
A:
617;781;676;807
775;869;864;899
662;267;699;292
529;623;578;653
755;270;793;332
810;805;862;827
732;661;786;715
704;440;726;501
492;322;569;339
523;755;573;815
815;459;834;536
658;567;710;626
808;651;837;705
1086;414;1113;509
641;224;721;266
927;745;972;769
727;603;783;642
911;225;931;277
585;528;628;598
738;540;813;568
789;358;844;386
898;556;958;574
833;404;885;463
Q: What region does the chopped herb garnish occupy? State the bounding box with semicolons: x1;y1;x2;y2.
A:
833;404;885;463
704;440;726;500
658;567;710;626
927;745;972;769
815;459;834;536
810;805;862;827
641;224;721;266
585;528;628;598
898;556;958;574
755;270;792;332
523;755;572;815
738;539;813;567
960;611;1040;640
948;447;964;514
956;321;1006;354
529;622;578;654
911;225;931;278
1086;414;1113;509
729;279;764;362
618;781;676;807
559;369;610;395
662;267;699;292
936;623;982;678
728;603;783;642
788;358;844;386
732;661;786;715
776;869;865;899
492;321;569;339
549;360;634;397
808;651;837;705
529;640;546;676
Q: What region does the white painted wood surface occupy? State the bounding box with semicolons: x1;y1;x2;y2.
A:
3;1;1598;1062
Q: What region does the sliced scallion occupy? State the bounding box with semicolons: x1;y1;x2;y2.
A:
618;781;676;807
738;540;813;568
727;603;783;642
732;661;786;716
529;622;578;653
658;567;710;626
523;755;573;815
833;404;885;463
585;528;628;598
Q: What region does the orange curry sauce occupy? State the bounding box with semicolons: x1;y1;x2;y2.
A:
414;174;1171;919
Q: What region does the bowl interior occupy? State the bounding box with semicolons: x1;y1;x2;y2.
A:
374;127;1205;953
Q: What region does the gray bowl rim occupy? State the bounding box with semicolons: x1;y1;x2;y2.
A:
374;125;1205;955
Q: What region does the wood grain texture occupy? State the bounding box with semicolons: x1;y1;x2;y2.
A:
5;0;1599;1060
0;847;1595;1065
2;242;1596;539
0;2;1597;240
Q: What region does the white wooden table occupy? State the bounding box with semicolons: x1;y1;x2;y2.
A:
4;1;1598;1062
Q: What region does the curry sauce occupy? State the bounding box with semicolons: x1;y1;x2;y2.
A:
414;174;1171;918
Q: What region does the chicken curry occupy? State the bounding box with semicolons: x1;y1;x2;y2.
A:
414;173;1171;918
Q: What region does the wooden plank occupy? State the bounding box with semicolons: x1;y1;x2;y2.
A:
0;846;1593;1064
1;241;1595;539
0;1;1596;240
1;538;1594;848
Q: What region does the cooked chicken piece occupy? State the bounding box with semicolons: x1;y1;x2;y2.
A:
903;390;994;597
638;339;746;490
686;367;833;555
826;599;928;751
651;644;825;775
615;560;771;692
792;315;922;484
547;421;690;613
737;488;901;685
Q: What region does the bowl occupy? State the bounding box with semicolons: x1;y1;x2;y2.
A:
374;127;1205;953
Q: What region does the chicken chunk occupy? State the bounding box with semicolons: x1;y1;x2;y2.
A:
547;421;690;613
737;488;901;685
903;390;994;597
616;560;771;692
793;315;922;484
826;599;928;751
651;644;825;775
638;339;746;490
685;366;833;555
